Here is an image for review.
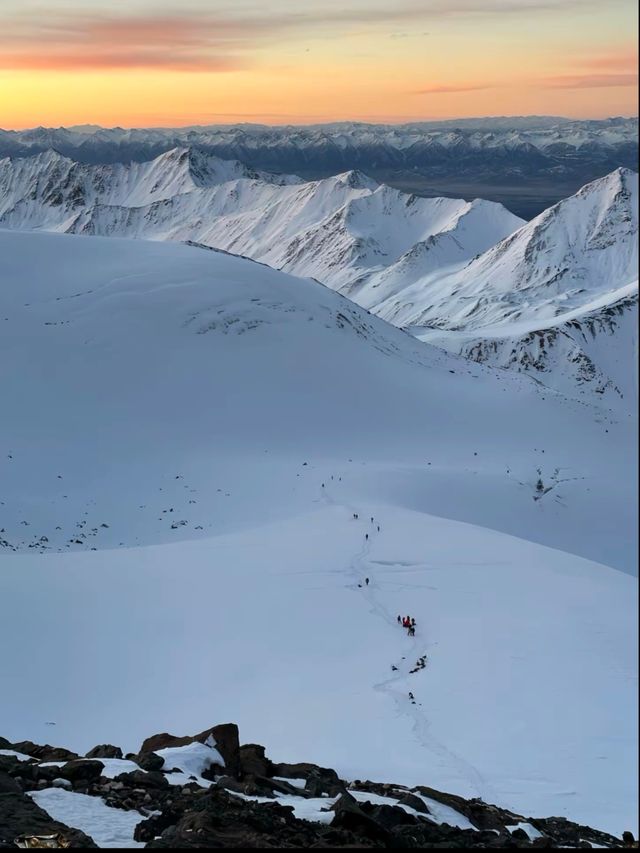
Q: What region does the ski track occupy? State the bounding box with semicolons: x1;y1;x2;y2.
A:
320;482;497;801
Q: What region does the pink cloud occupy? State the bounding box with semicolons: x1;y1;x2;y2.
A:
542;73;638;89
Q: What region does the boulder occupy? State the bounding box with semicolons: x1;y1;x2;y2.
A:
85;744;123;759
0;736;12;749
0;791;98;847
397;791;430;814
136;751;164;772
115;769;169;790
140;723;240;778
59;759;105;784
360;800;419;830
330;793;392;844
238;743;271;778
271;760;340;784
11;741;79;763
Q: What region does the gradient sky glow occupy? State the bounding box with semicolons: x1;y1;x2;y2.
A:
0;0;637;128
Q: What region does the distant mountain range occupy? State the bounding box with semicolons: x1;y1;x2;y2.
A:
1;144;636;408
1;116;637;217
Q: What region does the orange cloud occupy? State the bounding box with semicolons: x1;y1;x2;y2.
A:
414;83;496;94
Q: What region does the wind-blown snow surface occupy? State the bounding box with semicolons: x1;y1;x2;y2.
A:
0;231;637;835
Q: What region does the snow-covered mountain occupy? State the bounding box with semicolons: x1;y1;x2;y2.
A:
409;168;638;407
1;118;636;214
1;148;636;407
0;146;523;291
406;168;638;330
0;230;636;837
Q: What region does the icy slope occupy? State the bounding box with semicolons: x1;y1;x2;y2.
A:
0;231;636;835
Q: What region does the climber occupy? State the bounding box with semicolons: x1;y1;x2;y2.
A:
365;533;368;541
365;577;369;586
397;615;402;624
408;625;415;637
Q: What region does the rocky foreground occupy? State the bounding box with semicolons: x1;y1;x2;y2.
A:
0;724;637;849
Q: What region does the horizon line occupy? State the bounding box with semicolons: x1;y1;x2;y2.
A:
3;113;639;132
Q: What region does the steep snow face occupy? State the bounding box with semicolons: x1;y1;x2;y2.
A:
402;168;638;333
0;147;523;293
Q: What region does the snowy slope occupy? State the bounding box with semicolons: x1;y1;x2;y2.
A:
401;168;638;332
0;230;637;835
0;147;523;293
421;289;638;410
0;152;636;411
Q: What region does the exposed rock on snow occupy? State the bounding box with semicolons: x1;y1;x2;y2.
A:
0;728;634;849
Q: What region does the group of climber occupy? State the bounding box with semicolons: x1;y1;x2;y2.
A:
398;615;416;637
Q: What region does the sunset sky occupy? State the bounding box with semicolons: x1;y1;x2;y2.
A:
0;0;637;128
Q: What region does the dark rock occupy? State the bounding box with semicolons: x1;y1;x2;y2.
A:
304;768;346;798
330;792;392;844
511;828;530;840
239;743;271;778
136;751;164;772
396;792;430;814
0;770;22;794
11;741;79;762
32;765;64;785
141;786;365;848
0;737;12;749
59;759;105;784
0;755;28;776
85;744;123;759
0;791;98;847
271;760;340;784
140;723;240;777
623;831;636;847
115;769;169;790
360;800;419;830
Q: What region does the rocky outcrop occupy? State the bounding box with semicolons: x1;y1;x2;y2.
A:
140;722;240;776
0;729;634;849
85;743;123;759
0;788;97;848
